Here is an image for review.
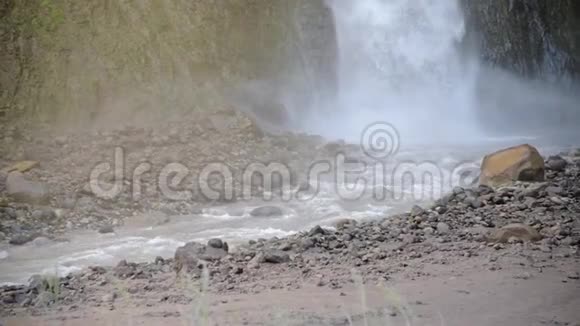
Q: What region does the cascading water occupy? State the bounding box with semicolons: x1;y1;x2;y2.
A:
306;0;483;144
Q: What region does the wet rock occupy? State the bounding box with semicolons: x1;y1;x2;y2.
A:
98;225;115;234
308;225;327;237
479;144;545;187
6;172;50;204
263;250;290;264
32;237;53;247
9;234;34;245
545;155;568;172
489;223;542;243
250;206;283;218
208;238;224;249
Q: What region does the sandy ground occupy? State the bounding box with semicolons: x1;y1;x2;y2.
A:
4;254;579;326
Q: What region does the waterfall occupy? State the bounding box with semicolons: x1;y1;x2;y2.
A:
305;0;483;144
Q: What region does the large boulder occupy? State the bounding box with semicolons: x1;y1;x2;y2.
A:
479;144;545;188
5;172;50;204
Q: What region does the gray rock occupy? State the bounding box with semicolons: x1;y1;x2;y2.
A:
437;222;451;235
248;252;265;269
32;237;53;247
465;197;483;209
31;208;57;221
34;291;55;307
423;227;435;235
61;197;77;209
174;241;228;275
301;238;316;250
453;187;465;195
333;218;357;229
308;225;327;237
410;205;425;217
9;234;34;246
101;292;117;303
263;250;290;263
6;172;49;204
249;206;283;217
545;155;567;172
545;186;563;196
98;225;115;234
0;207;17;220
207;238;224;249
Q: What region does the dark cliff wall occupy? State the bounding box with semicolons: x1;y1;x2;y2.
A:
462;0;580;83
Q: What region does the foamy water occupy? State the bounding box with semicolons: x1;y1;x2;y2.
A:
1;139;571;285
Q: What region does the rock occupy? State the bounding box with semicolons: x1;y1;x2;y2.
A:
465;197;483;209
174;241;228;275
6;172;50;204
174;242;206;275
60;196;77;209
114;260;136;279
247;252;265;269
300;238;316;250
410;205;425;217
2;160;39;173
490;223;542;243
308;225;327;237
521;182;548;198
479;144;545;187
98;225;115;234
333;218;357;229
32;237;53;247
9;234;34;246
207;238;224;249
101;292;117;303
437;222;451;235
207;238;228;252
263;250;290;263
419;226;434;236
249;206;283;218
545;155;568;172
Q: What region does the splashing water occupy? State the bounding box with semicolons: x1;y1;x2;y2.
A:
303;0;482;144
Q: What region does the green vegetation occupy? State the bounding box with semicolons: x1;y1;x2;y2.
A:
0;0;332;129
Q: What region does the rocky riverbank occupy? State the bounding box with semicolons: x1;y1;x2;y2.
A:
1;145;579;325
0;108;344;245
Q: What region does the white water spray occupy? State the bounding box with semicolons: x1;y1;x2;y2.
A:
302;0;483;144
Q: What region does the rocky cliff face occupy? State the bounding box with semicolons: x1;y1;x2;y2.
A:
462;0;580;83
0;0;335;129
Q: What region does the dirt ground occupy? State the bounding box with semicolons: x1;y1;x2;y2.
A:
3;251;579;326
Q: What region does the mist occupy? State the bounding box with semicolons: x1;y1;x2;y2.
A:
289;0;580;146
